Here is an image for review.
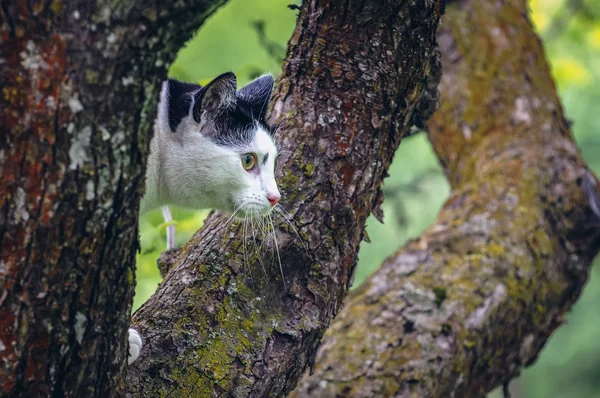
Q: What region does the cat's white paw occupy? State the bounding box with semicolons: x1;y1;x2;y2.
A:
127;328;142;365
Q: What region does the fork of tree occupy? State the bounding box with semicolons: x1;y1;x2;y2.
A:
1;0;599;397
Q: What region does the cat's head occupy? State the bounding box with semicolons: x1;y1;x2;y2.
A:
156;72;280;219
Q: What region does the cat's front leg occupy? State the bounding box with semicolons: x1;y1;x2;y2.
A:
162;205;176;250
127;328;142;364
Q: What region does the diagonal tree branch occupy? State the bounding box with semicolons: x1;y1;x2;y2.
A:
292;0;600;397
0;1;227;396
126;0;445;396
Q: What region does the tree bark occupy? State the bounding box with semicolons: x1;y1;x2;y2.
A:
0;1;226;396
126;1;444;396
292;1;600;397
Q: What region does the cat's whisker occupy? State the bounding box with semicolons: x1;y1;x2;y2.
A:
243;214;249;275
273;203;296;221
258;92;270;125
273;148;295;156
273;205;308;251
268;214;277;269
258;211;269;237
251;209;267;276
257;211;269;273
260;215;271;262
261;210;273;262
223;200;244;230
228;201;244;221
267;214;285;285
271;118;286;140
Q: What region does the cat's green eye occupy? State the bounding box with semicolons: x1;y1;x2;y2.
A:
241;153;256;171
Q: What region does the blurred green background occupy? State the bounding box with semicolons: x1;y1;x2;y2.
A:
135;1;600;396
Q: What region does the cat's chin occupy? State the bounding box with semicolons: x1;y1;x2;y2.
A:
234;204;273;219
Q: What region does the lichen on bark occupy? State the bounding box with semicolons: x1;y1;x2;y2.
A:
126;0;445;396
292;1;600;397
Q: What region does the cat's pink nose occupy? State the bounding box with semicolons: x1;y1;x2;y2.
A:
267;192;280;206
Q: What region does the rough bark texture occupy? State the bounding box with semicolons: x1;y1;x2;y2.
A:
126;1;444;396
292;1;600;397
0;1;225;396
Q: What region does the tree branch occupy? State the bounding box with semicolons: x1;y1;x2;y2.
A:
292;1;600;397
126;0;445;396
0;1;227;395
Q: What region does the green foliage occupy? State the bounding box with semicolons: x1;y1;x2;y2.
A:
136;0;600;396
169;0;298;85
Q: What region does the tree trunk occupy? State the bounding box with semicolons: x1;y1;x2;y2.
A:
0;1;226;396
292;1;600;397
125;1;444;396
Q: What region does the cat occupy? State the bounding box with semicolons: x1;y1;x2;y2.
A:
127;72;280;365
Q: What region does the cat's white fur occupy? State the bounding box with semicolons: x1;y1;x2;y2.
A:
127;75;280;365
127;329;142;365
141;80;279;217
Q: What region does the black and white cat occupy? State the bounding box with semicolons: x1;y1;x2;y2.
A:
127;72;280;364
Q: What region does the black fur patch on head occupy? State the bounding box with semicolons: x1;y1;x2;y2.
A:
193;72;237;123
210;102;271;147
166;79;199;132
237;75;275;122
165;73;275;148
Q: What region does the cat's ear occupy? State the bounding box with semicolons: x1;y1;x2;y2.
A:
238;74;275;120
193;72;237;122
159;79;199;132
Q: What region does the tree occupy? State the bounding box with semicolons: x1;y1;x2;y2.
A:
1;2;598;398
0;1;228;396
293;0;600;396
126;1;443;396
